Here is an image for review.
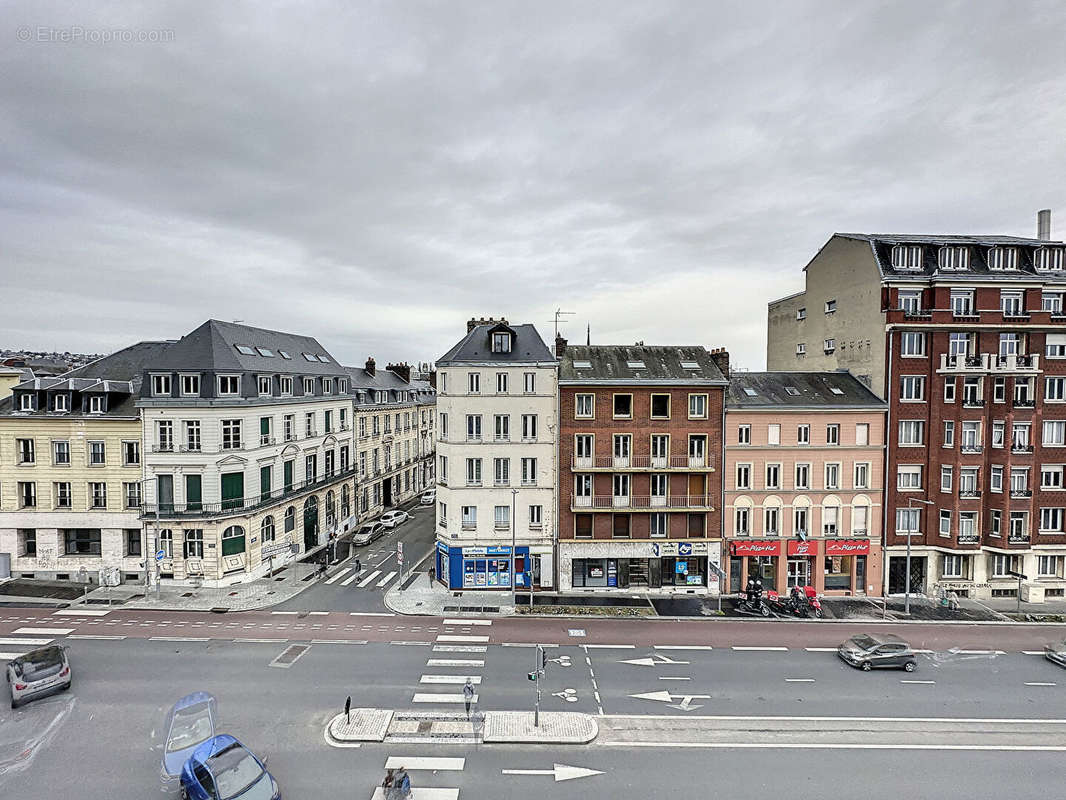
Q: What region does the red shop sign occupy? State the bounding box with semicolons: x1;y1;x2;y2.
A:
824;539;870;556
787;540;818;557
731;540;782;557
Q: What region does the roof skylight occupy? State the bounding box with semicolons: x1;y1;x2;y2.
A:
317;354;331;363
302;353;317;362
573;360;592;369
626;360;646;369
785;387;800;396
235;345;256;355
680;360;700;370
256;348;274;357
830;387;845;395
743;387;757;397
278;351;292;360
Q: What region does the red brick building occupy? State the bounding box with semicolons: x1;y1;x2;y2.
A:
557;343;728;594
768;215;1066;601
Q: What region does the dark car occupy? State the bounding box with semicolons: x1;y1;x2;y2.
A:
838;632;918;672
6;646;71;708
1045;639;1066;667
180;734;279;800
160;692;218;784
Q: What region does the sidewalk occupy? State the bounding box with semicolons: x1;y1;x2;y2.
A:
384;570;516;616
326;708;597;745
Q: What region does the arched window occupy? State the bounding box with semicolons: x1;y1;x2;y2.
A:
222;525;246;557
158;529;173;558
284;506;295;533
261;515;275;543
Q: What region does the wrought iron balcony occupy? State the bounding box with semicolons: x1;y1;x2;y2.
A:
572;494;714;511
960;444;983;454
1011;443;1034;454
1010;489;1032;498
1012;398;1035;409
957;533;980;545
958;488;982;499
1008;532;1031;544
570;455;714;471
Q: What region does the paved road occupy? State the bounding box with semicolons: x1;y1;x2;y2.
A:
2;635;1065;798
275;502;437;613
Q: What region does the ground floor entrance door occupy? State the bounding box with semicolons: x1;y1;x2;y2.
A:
383;478;393;508
887;555;926;595
787;558;809;588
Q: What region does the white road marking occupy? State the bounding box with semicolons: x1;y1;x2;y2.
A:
501;642;558;648
340;571;361;586
805;647;838;652
653;645;713;651
324;568;351;585
1025;682;1057;687
427;659;485;667
659;676;691;681
308;611;330;616
901;680;936;685
385;756;465;771
602;742;1066;752
349;612;395;617
411;693;478;704
371;789;457;800
52;609;111;616
233;638;289;643
271;611;299;615
377;571;398;587
732;646;788;651
0;637;53;647
785;678;816;683
312;639;368;645
0;652;33;660
436;635;490;643
357;570;382;588
444;619;492;626
585;644;635;649
420;675;482;684
502;764;604;781
67;634;127;640
433;644;487;653
13;627;75;636
149;636;210;642
1022;651;1046;656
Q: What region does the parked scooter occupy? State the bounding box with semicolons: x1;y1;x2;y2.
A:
735;577;770;617
766;585;823;618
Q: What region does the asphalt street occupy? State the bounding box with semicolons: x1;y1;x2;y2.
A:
275;501;437;613
2;635;1066;798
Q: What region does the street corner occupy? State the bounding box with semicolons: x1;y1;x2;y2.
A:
325;708;393;745
483;711;599;744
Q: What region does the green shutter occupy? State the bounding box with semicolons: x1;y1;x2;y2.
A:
261;417;270;436
284;460;294;491
221;527;246;556
260;466;272;498
185;475;202;511
221;472;244;511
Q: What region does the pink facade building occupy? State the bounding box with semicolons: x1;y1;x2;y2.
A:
724;372;887;596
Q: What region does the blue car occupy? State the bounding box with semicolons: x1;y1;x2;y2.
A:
180;734;280;800
160;692;218;784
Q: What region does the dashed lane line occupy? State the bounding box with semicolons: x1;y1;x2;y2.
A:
805;647;838;653
785;678;816;683
149;636;210;642
733;646;788;651
1025;682;1057;687
68;635;127;640
653;645;713;651
901;680;936;685
584;644;635;649
271;611;299;615
659;676;691;681
436;635;490;643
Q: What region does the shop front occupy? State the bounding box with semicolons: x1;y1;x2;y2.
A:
560;540;719;593
435;542;530;590
822;538;870;594
728;539;782;593
729;538;877;596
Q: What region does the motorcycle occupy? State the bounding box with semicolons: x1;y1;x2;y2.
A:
766;585;823;618
734;583;771;617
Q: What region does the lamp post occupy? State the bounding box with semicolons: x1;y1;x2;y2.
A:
511;488;519;608
905;497;934;614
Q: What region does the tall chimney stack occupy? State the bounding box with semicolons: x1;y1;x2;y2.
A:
365;356;376;377
554;333;567;357
1038;209;1052;241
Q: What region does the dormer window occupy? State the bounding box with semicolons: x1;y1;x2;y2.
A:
338;380;347;393
217;375;241;396
323;378;333;395
180;374;200;396
151;374;171;396
88;396;105;414
938;246;970;271
987;247;1018;270
492;332;512;353
52;394;68;412
1035;247;1065;272
891;244;924;270
258;376;272;396
303;377;315;395
18;393;33;412
279;376;293;396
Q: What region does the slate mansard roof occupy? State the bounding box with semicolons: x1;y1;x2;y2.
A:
826;232;1066;282
726;371;886;410
559;345;728;385
437;323;555;365
1;340;172;418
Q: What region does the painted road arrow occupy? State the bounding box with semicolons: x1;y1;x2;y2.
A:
502;764;605;782
620;654;690;667
630;690;710;712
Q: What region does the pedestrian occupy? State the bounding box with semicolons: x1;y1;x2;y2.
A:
948;590;960;612
463;678;475;717
354;557;361;574
382;768;395;800
395;766;411;799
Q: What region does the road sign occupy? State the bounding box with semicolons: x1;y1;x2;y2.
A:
1007;570;1028;580
155;549;167;561
396;541;403;566
501;764;604;782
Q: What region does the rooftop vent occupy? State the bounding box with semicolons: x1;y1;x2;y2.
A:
1038;209;1052;241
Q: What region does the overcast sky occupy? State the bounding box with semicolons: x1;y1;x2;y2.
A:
3;1;1065;370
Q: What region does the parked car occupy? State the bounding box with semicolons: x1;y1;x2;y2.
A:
180;734;279;800
161;692;218;784
380;510;410;529
6;646;71;709
420;488;436;505
351;522;386;545
1045;639;1066;667
837;633;918;672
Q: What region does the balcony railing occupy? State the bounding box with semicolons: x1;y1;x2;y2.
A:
961;398;985;409
152;443;175;453
938;353;1041;373
994;354;1040;372
1010;489;1032;498
1008;532;1031;544
958;488;982;499
140;465;357;519
572;494;714;510
180;444;202;453
571;455;713;470
957;533;980;545
1013;398;1035;409
960;444;983;454
1012;443;1033;454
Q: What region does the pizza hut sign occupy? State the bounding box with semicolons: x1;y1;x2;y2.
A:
824;539;870;556
787;540;816;557
731;540;782;557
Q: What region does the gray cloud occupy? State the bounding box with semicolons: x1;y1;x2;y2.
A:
2;0;1065;368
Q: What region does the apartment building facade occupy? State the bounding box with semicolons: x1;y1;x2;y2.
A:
724;372;886;596
767;214;1066;601
0;342;170;582
434;318;557;591
139;321;357;586
557;344;728;594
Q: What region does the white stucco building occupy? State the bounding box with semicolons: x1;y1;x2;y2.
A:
433;318;558;590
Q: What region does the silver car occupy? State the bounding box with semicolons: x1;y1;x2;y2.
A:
837;633;918;672
7;646;72;709
1045;639;1066;667
351;522;386;545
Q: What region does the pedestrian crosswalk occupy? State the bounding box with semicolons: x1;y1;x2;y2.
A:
411;620;494;707
371;755;464;799
0;635;56;661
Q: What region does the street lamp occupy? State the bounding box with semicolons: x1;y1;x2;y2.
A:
510;488;519;608
904;497;934;614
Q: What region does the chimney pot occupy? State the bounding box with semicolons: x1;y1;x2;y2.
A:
365;356;376;377
1038;209;1052;241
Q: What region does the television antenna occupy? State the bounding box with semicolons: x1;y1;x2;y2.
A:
546;309;575;341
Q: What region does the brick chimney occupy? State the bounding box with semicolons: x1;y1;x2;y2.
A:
555;333;567;357
428;370;437;389
365;356;376;377
467;316;509;334
387;362;411;382
709;347;730;379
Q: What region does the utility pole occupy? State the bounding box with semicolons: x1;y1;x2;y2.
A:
510;488;518;608
526;644;546;727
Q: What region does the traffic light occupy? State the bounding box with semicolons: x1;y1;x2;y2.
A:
541;648;548;669
527;671;537;681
